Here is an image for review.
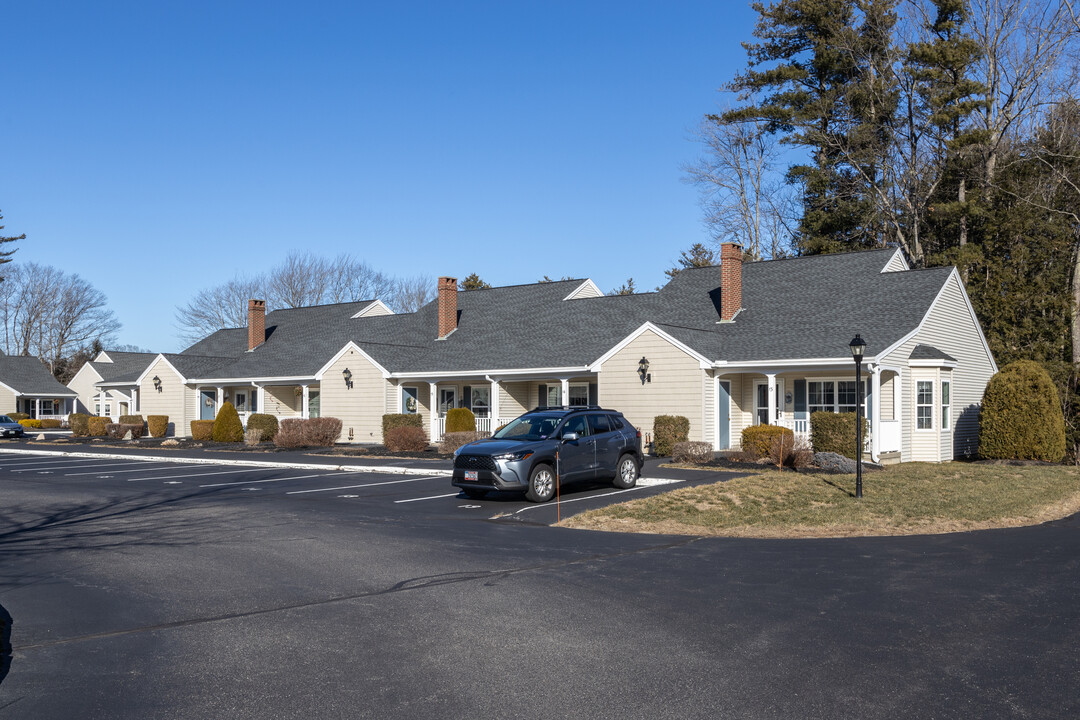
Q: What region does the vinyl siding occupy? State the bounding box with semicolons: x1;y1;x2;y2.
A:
725;374;747;448
909;368;940;461
321;348;387;443
263;386;301;416
0;386;16;414
499;382;529;420
565;281;602;299
137;358;187;436
597;329;706;443
66;364;104;414
880;272;996;460
880;371;896;419
881;250;908;272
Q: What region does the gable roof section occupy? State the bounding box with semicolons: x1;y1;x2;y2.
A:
90;351;159;385
909;344;957;362
0;356;78;396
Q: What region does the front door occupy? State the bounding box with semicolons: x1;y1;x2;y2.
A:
718;380;731;449
200;390;216;420
754;380;785;425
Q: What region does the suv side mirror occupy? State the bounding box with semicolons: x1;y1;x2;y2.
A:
561;432;579;443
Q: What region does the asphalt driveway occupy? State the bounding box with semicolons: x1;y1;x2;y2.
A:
0;448;1077;719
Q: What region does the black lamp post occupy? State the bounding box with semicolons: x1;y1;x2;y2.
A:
849;334;866;498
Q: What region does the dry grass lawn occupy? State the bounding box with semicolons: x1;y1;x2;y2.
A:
563;462;1080;538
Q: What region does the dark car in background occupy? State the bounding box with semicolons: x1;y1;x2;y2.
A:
452;406;644;502
0;415;26;438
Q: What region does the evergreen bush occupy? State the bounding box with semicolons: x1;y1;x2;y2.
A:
19;419;42;429
741;425;794;458
980;360;1066;462
445;407;476;433
147;415;169;437
190;420;214;441
69;413;90;437
40;419;62;429
211;401;244;443
653;415;690;456
88;417;109;436
246;413;279;442
8;412;29;421
810;411;868;459
118;414;143;426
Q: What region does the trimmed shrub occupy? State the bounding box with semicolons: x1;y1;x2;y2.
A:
385;426;429;452
445;407;476;433
190;420;214;441
88;416;109;436
147;415;169;438
439;431;482;454
810;411;868;460
246;413;279;442
383;413;423;439
980;360;1067;462
118;414;143;426
672;441;713;464
274;419;305;448
8;412;29;421
40;419;62;429
106;423;145;440
69;413;90;437
741;425;795;458
653;415;690;456
211;401;244;443
19;419;43;429
302;417;343;446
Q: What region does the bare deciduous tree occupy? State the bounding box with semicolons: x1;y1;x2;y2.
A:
390;275;435;313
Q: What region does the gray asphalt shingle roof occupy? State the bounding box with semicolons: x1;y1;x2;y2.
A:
91;351;160;385
0;356;78;396
177;248;955;381
909;344;958;362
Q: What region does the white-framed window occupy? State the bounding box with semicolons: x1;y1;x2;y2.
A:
808;381;835;414
402;386;419;414
41;399;55;415
104;403;112;417
917;381;934;430
308;390;321;419
94;403;101;416
941;380;951;431
468;386;490;417
539;384;561;407
568;383;589;406
235;391;247;412
756;383;769;424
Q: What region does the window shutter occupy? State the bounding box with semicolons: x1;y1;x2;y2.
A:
589;383;598;406
538;384;547;408
463;386;472;410
794;379;807;421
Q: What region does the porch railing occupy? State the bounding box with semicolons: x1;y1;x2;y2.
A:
435;415;513;439
778;415;901;455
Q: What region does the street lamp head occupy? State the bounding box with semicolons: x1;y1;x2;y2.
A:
849;334;866;360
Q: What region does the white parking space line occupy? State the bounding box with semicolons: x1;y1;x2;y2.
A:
0;457;107;467
287;476;444;495
64;464;206;477
394;492;461;503
511;484;672;514
14;461;164;473
127;468;284;482
201;472;357;488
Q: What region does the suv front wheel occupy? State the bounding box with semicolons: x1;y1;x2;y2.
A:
612;454;639;489
525;464;556;503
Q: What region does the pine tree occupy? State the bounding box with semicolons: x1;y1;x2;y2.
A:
665;243;718;279
459;273;491;291
0;210;23;280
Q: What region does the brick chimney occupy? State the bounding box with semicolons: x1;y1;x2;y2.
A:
437;277;458;339
719;243;743;321
248;299;266;350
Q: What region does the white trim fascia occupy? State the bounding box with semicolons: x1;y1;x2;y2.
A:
880;247;910;272
392;366;591;380
908;359;959;368
16;389;78;398
877;268;998;373
0;378;20;396
563;279;603;301
136;355;187;386
96;380;139;388
588;322;711;372
190;375;317;385
67;362;103;389
314;341;392;380
712;357;874;370
350;299;395;318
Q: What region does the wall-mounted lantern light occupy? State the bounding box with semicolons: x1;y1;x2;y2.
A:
342;367;353;389
152;375;162;392
637;357;651;385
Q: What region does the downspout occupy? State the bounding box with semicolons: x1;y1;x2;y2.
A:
869;363;881;463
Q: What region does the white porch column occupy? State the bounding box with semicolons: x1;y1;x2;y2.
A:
490;378;500;424
132;388;139;414
35;398;41;420
871;365;882;463
429;382;438;443
560;378;570;407
216;387;224;412
257;386;266;414
766;373;776;426
301;385;310;419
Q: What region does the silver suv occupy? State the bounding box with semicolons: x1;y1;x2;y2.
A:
452;406;644;502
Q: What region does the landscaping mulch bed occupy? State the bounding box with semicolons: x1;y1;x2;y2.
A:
18;435;451;459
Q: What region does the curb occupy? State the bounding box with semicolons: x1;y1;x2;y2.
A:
0;447;453;477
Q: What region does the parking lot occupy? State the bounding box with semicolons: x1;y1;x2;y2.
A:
0;447;700;526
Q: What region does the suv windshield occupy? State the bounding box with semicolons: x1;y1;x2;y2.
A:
492;414;563;441
0;416;10;423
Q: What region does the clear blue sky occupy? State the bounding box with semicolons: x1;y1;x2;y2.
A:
2;1;760;352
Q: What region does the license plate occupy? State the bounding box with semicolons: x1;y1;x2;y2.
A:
465;470;478;482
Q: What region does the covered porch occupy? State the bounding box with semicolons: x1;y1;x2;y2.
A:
20;394;76;422
719;363;902;462
193;382;321;425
